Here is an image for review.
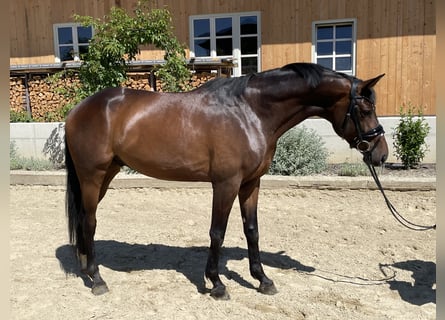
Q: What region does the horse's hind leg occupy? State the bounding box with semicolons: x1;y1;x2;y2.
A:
238;178;277;295
98;162;122;202
77;171;110;295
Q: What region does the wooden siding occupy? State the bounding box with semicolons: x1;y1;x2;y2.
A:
10;0;119;64
10;0;436;116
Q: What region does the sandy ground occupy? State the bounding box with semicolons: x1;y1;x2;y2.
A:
10;184;435;320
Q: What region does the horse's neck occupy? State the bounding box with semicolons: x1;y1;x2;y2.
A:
246;74;348;142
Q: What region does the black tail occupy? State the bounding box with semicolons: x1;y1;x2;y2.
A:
65;137;83;249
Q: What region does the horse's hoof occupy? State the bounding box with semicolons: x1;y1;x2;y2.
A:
259;281;278;295
91;283;109;295
210;286;230;300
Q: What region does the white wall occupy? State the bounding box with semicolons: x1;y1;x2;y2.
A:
300;116;436;163
10;123;64;159
10;117;436;164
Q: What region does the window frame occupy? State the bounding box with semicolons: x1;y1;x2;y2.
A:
189;12;261;77
311;18;357;75
53;23;94;63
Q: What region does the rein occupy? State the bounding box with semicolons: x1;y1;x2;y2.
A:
364;159;436;231
345;79;436;232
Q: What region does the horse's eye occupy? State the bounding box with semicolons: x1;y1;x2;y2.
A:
361;109;373;117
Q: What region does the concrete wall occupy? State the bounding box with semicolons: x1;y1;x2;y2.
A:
10;117;436;164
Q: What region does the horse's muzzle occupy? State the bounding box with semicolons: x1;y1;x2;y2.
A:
361;136;388;166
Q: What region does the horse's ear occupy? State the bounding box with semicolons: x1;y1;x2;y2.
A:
361;74;385;90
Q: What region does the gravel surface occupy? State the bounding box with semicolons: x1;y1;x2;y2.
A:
10;185;436;320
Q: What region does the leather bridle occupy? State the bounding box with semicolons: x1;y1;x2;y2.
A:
341;79;385;156
341;79;435;231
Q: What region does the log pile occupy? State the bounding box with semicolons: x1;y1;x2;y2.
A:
9;75;80;121
9;71;218;122
122;73;153;91
122;71;217;91
188;72;218;88
9;78;25;113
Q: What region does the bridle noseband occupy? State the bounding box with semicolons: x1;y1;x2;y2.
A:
341;79;385;155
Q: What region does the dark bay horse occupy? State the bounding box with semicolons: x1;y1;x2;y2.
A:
64;62;388;299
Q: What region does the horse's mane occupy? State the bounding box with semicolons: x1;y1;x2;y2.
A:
280;62;353;88
196;74;253;98
195;63;353;99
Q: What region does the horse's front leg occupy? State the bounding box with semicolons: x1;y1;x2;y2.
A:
239;178;278;295
205;180;240;300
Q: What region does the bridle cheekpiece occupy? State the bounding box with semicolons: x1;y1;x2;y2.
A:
341;79;385;156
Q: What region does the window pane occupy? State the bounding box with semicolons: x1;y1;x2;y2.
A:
336;41;352;54
194;39;210;56
317;26;333;40
216;38;232;56
59;46;74;61
336;57;352;70
336;25;352;38
78;45;89;57
194;19;210;37
241;36;257;54
317;58;333;69
241;57;258;75
216;17;232;36
58;27;73;45
317;42;333;55
77;26;92;44
240;16;257;34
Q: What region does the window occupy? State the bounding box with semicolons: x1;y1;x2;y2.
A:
190;12;261;76
312;19;356;75
53;23;93;62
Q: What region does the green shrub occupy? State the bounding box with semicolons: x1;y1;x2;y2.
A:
42;123;66;168
269;126;329;176
337;162;369;176
392;104;430;169
10;140;56;171
10;141;22;170
10;110;33;123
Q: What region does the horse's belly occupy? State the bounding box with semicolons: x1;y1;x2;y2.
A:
118;147;212;182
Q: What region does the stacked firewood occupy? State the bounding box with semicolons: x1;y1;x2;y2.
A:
9;71;218;121
122;73;153;91
188;72;218;88
122;72;217;91
9;77;25;113
9;75;80;121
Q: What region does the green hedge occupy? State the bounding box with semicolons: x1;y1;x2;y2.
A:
269;126;329;176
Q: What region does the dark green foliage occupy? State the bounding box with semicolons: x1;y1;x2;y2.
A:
50;0;191;116
75;1;190;94
269;126;329;176
392;104;430;169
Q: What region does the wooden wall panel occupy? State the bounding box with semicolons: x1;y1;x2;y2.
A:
9;0;436;116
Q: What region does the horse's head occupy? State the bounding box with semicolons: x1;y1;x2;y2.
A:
331;74;388;166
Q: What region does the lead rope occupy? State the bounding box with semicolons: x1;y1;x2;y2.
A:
364;158;436;231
